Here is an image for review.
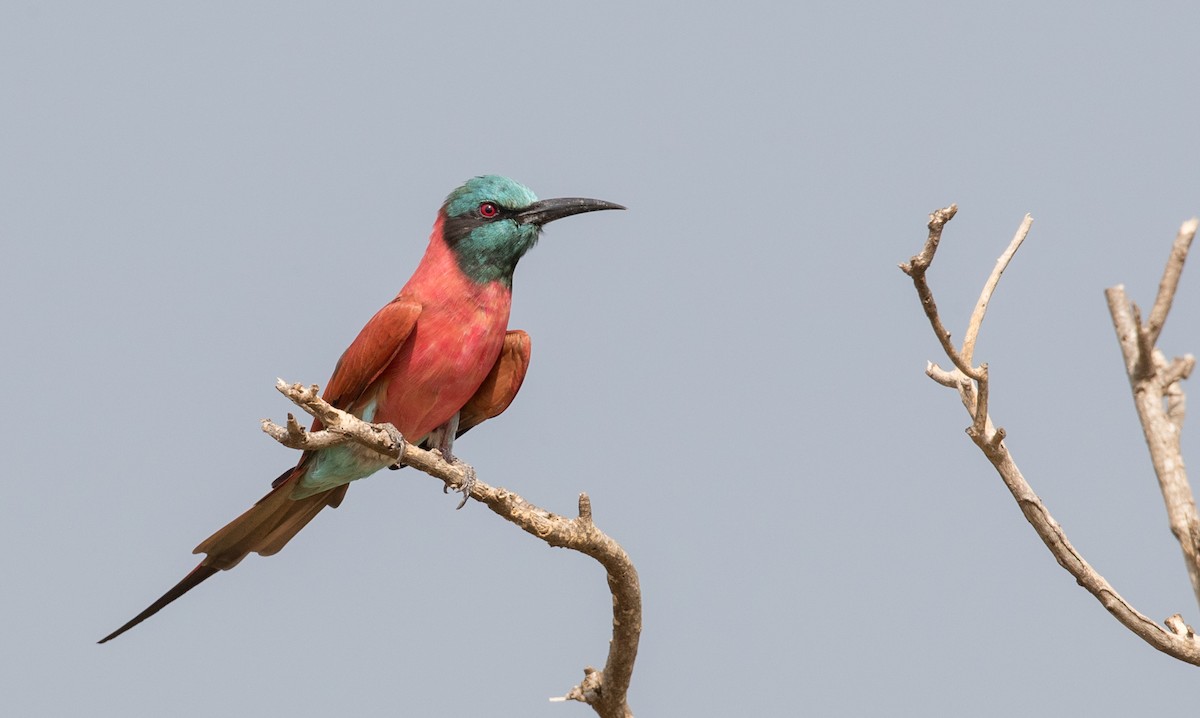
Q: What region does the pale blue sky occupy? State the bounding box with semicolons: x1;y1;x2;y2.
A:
5;2;1200;715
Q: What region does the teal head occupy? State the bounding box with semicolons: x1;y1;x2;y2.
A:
441;175;624;286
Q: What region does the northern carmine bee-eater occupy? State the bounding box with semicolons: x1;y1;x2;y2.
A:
99;175;624;643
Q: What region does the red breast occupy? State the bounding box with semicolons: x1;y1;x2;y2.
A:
372;217;514;441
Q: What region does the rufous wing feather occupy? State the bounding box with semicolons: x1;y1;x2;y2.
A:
315;296;422;429
457;329;531;436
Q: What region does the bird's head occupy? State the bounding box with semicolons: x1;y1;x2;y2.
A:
441;175;624;286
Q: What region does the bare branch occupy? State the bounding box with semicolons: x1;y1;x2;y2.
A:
264;380;640;717
1146;218;1200;347
1106;286;1140;377
962;214;1033;366
1107;227;1200;612
901;207;999;437
979;438;1200;664
900;205;983;382
926;362;962;388
899;204;958;274
904;207;1200;667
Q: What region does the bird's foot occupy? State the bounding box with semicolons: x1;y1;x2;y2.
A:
435;450;477;510
382;424;407;470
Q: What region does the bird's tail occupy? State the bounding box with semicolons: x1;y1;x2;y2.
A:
98;467;347;643
97;563;219;644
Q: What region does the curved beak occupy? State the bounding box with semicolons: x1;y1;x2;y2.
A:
515;197;626;226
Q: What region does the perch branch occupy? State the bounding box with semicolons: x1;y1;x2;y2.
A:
263;380;640;718
1106;218;1200;611
903;208;1200;667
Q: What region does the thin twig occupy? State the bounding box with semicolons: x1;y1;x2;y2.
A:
901;205;990;433
962;214;1032;366
926;362;961;388
900;205;983;382
1146;218;1200;348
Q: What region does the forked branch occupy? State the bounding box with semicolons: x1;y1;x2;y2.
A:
901;208;1200;666
1105;218;1200;610
262;380;640;718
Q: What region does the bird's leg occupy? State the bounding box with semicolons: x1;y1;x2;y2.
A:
429;412;476;509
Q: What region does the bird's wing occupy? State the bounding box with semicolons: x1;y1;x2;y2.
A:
456;329;531;437
319;296;423;420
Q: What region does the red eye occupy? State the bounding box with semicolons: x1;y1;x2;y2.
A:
479;202;499;218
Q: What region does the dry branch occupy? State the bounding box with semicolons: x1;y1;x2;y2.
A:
262;380;640;718
901;208;1200;667
1106;218;1200;610
962;213;1033;366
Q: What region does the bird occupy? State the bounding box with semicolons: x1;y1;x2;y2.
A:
99;175;624;643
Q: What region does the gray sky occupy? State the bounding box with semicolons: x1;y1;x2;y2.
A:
5;2;1200;715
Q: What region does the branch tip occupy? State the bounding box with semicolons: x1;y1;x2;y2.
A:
929;203;958;227
1145;217;1199;347
1162;355;1195;388
1167;614;1197;640
962;213;1032;366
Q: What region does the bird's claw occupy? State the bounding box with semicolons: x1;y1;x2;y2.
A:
381;424;407;466
437;455;477;510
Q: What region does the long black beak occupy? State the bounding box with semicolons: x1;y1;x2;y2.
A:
516;197;626;226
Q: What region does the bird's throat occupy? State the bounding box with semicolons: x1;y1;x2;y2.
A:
441;213;539;287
